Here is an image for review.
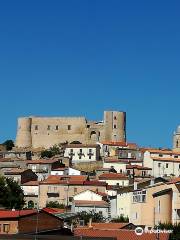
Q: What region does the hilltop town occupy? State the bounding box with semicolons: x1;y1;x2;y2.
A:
0;110;179;240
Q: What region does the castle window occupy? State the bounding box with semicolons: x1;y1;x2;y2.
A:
89;155;91;159
166;163;169;168
114;124;117;129
68;125;71;130
176;140;179;148
158;163;161;167
55;125;59;130
80;149;82;153
114;116;117;120
47;125;50;130
35;125;38;130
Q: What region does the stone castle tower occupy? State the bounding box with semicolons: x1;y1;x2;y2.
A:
173;125;180;150
15;111;126;149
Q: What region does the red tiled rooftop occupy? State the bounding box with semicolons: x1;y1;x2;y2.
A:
91;222;131;229
167;177;180;184
0;210;37;219
74;200;108;207
126;164;152;170
26;159;60;164
101;142;137;148
40;175;88;185
99;173;128;180
104;157;142;163
43;207;65;214
66;144;99;148
4;168;26;175
74;228;169;240
22;181;39;186
152;157;180;162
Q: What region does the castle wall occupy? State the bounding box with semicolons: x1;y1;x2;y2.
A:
15;111;126;149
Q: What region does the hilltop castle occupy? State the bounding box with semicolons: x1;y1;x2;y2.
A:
15;111;126;149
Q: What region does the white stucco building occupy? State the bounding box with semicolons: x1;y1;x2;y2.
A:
64;144;100;163
143;149;180;177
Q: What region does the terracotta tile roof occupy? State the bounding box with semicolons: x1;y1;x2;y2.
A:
0;210;37;219
4;168;26;175
40;175;88;185
104;157;142;163
26;159;60;164
144;148;180;155
83;180;107;186
74;200;108;207
22;180;39;186
101;142;137;148
66;144;99;148
51;167;65;171
91;222;132;229
99;173;128;180
167;177;180;184
43;207;65;214
74;228;169;240
126;164;152;170
152;157;180;162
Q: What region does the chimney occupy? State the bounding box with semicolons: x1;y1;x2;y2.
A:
88;218;93;228
150;179;155;186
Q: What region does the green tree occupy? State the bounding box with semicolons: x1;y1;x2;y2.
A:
77;211;105;225
2;140;14;151
111;214;129;223
46;201;65;209
0;176;25;209
41;144;61;158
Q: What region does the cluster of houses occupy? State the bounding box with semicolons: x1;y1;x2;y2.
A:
0;141;180;239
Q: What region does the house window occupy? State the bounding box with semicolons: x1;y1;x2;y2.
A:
174;155;178;158
68;125;71;130
70;149;73;153
3;224;10;233
89;156;91;160
114;124;117;129
159;154;163;157
79;156;82;159
158;200;161;213
35;125;38;130
55;125;59;130
47;125;50;130
179;164;180;169
133;190;146;203
69;197;73;202
158;163;161;168
74;187;77;194
80;149;82;153
89;149;92;153
166;163;169;168
99;211;103;215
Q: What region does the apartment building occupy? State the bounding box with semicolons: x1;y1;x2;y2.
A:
38;175;107;208
130;178;180;227
143;149;180;177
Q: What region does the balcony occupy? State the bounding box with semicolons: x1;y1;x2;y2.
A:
24;192;37;196
47;192;59;197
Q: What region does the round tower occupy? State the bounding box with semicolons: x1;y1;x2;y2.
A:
173;125;180;150
104;111;126;142
15;117;32;148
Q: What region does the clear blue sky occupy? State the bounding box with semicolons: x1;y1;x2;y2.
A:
0;0;180;148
